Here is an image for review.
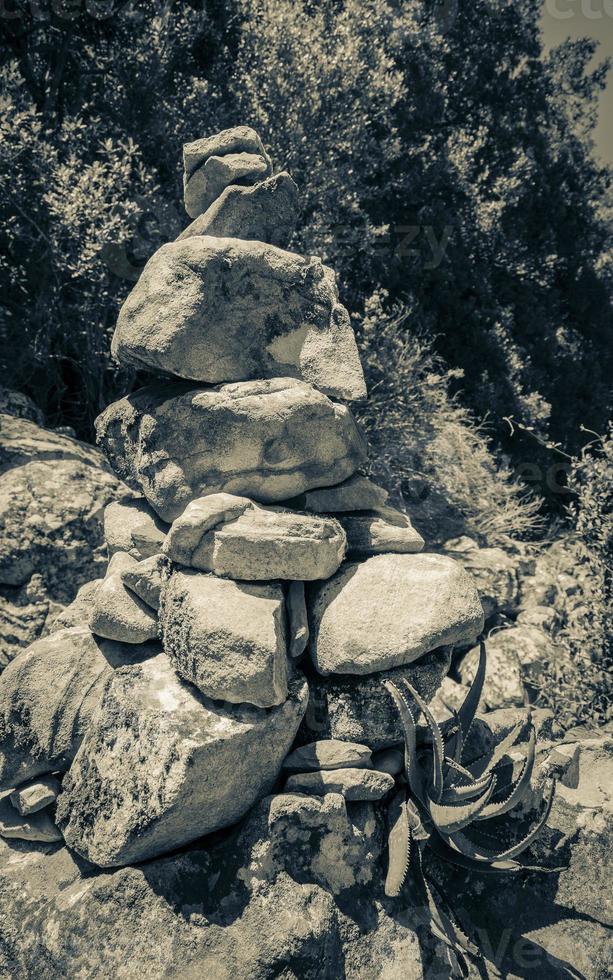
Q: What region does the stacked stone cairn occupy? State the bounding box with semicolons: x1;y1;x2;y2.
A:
0;127;484;867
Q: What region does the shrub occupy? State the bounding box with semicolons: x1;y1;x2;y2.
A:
354;293;544;546
533;427;612;731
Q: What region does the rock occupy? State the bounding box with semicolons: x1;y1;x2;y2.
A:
0;413;107;475
111;236;366;402
9;775;61;815
187;152;272;215
338;506;425;557
459;626;564;711
0;788;426;980
0;627;156;790
540;742;581;788
371;747;404;777
103;496;168;559
159;569;288;708
0;628;111;789
163;493;346;581
288;474;389;513
285;768;394;801
47;579;101;633
460;706;554;765
0;793;62;842
268;792;383;896
458;636;524;710
178;171;300;247
57;654;308;866
0;416;118;663
282;739;373;773
309;554;484;676
183;127;273;218
121;554;163;610
0;387;44;425
286;580;309;658
96;379;367;522
302;647;452;750
0;577;58;670
516;603;557;629
89;553;158;644
443;537;520;616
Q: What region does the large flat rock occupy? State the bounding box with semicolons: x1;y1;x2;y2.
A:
111;236;366;401
95;378;367;522
309;553;484;675
163;493;346;581
0;628;158;790
57;654;308;866
159;569;289;707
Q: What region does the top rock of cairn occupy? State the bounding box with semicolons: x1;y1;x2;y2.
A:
110;126;366;402
0;126;484;872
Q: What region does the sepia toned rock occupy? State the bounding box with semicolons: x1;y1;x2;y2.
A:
309;553;483;676
287;473;389;513
10;775;61;815
0;793;62;843
47;579;101;633
443;536;520;617
282;739;372;774
183;126;273;218
338;505;425;557
160;569;288;708
179;171;300;247
0;628;111;789
111;236;366;401
121;553;163;610
284;767;394;802
302;647;452;750
89;553;158;644
57;654;308;866
96;378;367;522
163;493;346;581
286;580;309;658
103;496;168;559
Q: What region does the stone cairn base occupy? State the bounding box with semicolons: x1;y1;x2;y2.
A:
0;127;484;866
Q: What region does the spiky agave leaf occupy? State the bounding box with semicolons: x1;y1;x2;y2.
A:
427;833;543;874
455;639;487;744
443;756;481;788
476;727;536;821
428;776;497;834
468;716;529;779
413;845;480;976
385;788;411;898
443;780;556;864
442;771;497;804
383;680;426;805
399;678;445;802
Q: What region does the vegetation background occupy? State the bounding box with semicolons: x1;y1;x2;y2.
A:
0;0;611;726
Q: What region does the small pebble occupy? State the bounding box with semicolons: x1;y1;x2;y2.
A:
10;775;61;816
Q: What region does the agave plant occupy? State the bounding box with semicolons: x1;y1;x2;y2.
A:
383;640;557;975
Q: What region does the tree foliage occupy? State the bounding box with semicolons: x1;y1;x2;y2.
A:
0;0;611;505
